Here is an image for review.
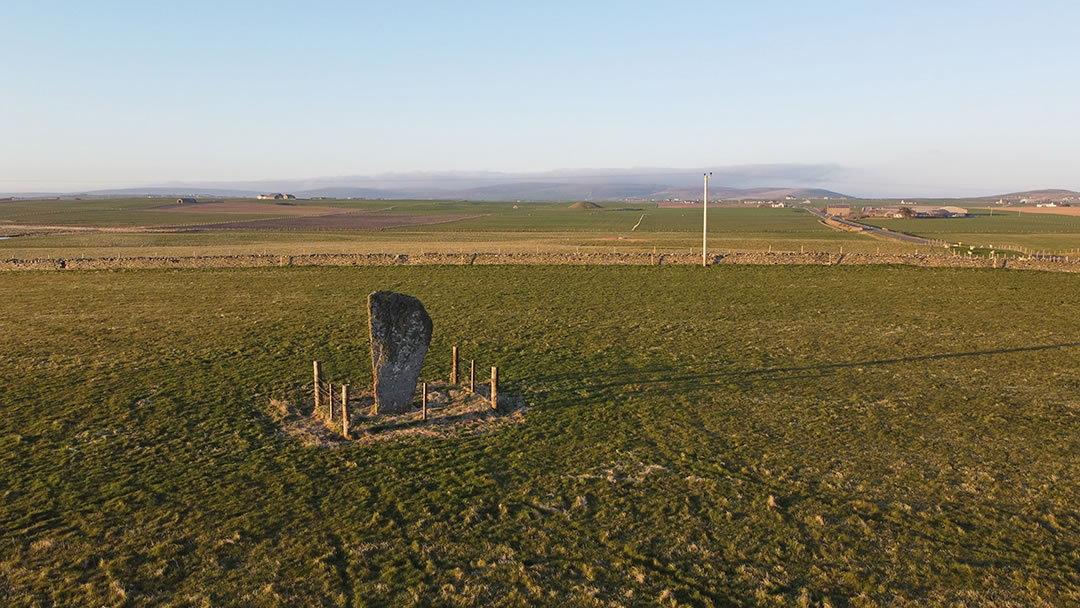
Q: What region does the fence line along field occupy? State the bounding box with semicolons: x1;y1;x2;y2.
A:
2;264;1079;606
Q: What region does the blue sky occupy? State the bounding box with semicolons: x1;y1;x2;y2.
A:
2;0;1078;196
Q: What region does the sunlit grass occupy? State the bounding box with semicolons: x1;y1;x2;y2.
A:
2;265;1078;605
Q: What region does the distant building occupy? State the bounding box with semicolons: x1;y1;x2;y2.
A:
176;197;196;204
862;206;903;218
825;203;851;217
256;193;297;200
904;205;969;218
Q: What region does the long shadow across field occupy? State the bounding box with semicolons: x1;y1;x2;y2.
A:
518;340;1080;584
523;341;1080;397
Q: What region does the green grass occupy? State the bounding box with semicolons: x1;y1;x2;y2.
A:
0;200;908;259
409;204;832;233
863;209;1080;252
2;265;1079;606
4;199;1078;257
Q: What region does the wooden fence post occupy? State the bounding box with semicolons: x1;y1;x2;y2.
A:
470;360;475;393
490;367;498;410
422;382;428;421
451;346;459;384
313;361;322;416
341;384;350;439
328;382;334;422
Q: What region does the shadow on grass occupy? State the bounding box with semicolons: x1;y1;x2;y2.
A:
525;341;1080;397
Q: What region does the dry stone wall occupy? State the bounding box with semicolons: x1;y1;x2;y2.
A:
1;251;1077;272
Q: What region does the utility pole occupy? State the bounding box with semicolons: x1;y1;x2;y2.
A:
702;172;711;267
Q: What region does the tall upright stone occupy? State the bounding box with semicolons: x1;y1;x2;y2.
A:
368;291;433;415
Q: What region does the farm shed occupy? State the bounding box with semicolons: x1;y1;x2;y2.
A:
910;205;969;218
862;206;903;218
825;203;851;217
176;198;197;204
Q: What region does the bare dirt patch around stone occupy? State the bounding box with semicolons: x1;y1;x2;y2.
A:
269;380;527;445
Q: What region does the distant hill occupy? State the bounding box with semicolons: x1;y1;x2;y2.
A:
568;201;603;210
445;182;668;201
291;187;416;200
286;184;853;202
979;189;1080;202
0;166;856;201
89;187;263;197
651;186;852;201
7;165;1078;202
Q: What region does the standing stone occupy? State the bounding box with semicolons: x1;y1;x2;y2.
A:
368;291;433;415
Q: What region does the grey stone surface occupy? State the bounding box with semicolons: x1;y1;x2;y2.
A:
368;291;433;414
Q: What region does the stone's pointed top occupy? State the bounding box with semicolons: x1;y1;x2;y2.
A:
368;291;433;415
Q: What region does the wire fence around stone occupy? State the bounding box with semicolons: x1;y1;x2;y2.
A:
307;349;500;441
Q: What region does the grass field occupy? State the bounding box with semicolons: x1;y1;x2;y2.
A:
862;209;1080;253
3;265;1079;606
3;199;1078;259
0;199;909;259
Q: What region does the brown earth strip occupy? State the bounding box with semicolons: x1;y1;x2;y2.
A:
0;212;475;235
146;202;354;216
176;213;477;231
0;224;160;234
998;206;1080;216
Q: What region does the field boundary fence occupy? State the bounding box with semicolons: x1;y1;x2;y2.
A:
4;250;1080;272
303;348;500;440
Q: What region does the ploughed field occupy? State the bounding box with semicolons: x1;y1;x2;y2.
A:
2;265;1079;606
179;213;478;232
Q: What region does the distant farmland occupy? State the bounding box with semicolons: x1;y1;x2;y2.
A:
862;207;1080;252
179;212;478;231
0;198;912;259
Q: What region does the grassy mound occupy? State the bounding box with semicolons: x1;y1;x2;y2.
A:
568;201;602;210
